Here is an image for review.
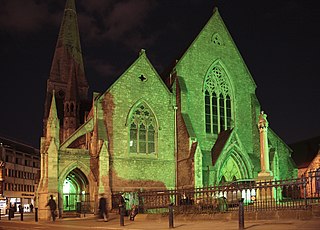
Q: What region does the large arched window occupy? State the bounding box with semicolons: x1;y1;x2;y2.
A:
129;103;157;154
204;65;232;134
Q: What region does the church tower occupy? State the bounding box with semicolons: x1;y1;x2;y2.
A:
43;0;88;142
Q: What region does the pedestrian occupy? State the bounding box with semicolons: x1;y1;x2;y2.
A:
98;196;108;222
118;193;129;216
29;203;34;213
45;195;57;221
129;204;138;221
18;204;23;213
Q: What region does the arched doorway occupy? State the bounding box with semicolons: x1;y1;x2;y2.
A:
63;168;89;212
216;150;253;184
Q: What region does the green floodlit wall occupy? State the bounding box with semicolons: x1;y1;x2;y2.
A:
101;52;176;190
50;8;297;198
174;9;296;185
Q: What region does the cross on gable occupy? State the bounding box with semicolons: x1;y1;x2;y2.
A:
139;74;147;82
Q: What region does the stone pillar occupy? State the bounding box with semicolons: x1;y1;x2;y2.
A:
256;111;273;202
257;111;272;178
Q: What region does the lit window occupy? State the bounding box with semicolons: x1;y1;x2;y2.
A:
204;65;232;134
129;103;157;154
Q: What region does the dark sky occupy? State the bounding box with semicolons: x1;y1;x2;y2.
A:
0;0;319;148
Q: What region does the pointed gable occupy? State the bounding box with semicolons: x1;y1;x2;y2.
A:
105;49;170;96
175;7;256;91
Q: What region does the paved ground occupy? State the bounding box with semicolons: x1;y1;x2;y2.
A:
1;212;320;230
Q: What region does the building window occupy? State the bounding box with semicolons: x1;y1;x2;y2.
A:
204;65;232;134
212;33;223;46
129;103;157;154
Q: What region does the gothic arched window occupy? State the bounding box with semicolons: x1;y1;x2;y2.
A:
129;103;157;154
204;65;232;134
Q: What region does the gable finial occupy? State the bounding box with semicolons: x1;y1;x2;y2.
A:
139;49;146;56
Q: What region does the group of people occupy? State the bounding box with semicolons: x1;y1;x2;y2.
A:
8;202;34;214
45;193;138;222
99;193;138;222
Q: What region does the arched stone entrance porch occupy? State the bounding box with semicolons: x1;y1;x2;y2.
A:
62;168;89;212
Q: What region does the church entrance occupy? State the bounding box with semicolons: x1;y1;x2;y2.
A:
62;168;89;212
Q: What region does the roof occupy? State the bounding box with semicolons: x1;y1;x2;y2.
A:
290;136;320;168
0;135;39;155
211;129;233;165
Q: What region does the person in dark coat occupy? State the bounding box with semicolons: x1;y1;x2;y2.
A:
45;195;57;221
118;193;129;216
18;204;23;213
98;196;108;222
29;203;34;213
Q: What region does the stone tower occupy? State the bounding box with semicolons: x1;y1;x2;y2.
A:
38;0;90;220
43;0;89;143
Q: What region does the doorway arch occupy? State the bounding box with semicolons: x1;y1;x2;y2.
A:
62;168;89;212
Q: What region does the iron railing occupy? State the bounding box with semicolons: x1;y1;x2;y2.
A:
112;169;320;214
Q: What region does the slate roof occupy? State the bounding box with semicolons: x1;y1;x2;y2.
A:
211;129;233;166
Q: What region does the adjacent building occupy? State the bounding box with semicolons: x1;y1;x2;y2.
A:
37;0;297;220
0;136;40;214
291;136;320;198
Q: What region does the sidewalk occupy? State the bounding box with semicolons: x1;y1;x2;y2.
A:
1;212;320;230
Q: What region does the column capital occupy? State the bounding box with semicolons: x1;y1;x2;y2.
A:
258;111;268;130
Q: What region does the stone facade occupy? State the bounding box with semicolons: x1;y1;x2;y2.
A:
37;0;297;220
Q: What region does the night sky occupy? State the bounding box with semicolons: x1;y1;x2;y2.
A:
0;0;319;148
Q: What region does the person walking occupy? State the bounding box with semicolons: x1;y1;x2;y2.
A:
29;203;34;213
45;195;57;221
98;196;108;222
129;204;138;221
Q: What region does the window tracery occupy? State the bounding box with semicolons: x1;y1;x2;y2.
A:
204;65;232;134
129;103;157;154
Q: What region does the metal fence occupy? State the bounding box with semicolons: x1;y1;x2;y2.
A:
112;169;320;214
62;193;93;214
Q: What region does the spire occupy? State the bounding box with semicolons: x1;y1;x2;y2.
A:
43;0;89;140
48;91;58;120
65;63;79;101
49;0;88;95
46;91;60;142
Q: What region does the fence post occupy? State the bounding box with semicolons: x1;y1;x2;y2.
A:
302;175;307;209
119;205;125;226
169;203;174;228
35;208;38;222
239;198;244;230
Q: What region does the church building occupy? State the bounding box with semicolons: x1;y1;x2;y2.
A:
36;0;297;219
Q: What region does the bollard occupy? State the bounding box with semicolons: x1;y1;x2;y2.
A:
8;208;11;220
11;208;14;218
20;211;23;221
119;205;124;226
168;203;174;229
35;208;38;222
239;198;244;230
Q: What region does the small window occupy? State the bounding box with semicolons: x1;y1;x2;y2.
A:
212;33;223;46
